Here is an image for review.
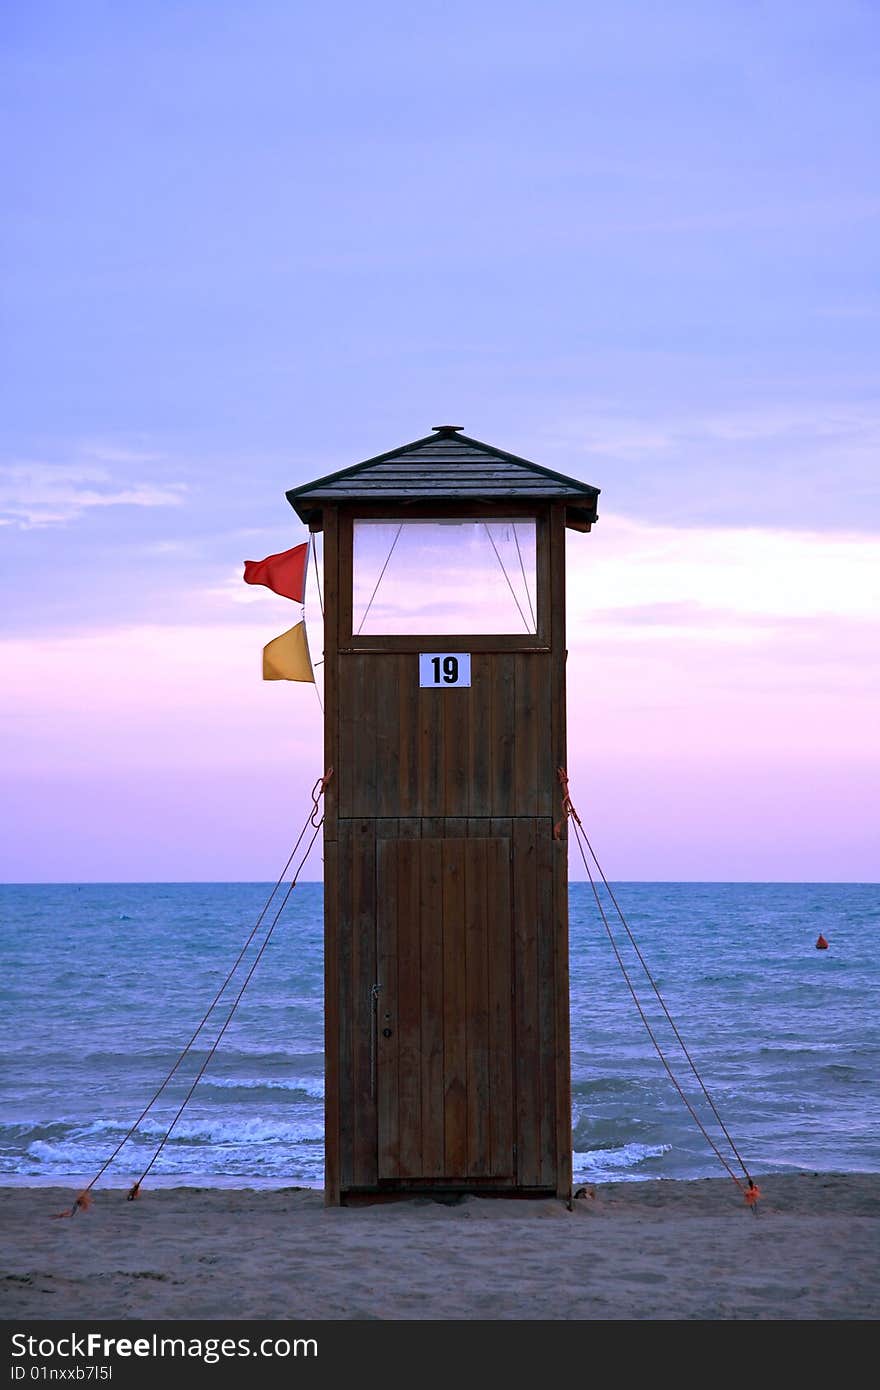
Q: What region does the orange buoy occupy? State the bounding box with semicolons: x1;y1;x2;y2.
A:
815;934;829;950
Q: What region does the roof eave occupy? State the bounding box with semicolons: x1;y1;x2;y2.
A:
289;492;600;531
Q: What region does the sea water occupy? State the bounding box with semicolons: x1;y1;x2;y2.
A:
1;882;877;1189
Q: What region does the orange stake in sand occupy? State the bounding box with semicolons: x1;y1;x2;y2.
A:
51;1191;92;1220
816;934;829;950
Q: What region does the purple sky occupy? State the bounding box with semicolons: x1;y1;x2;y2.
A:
2;1;878;881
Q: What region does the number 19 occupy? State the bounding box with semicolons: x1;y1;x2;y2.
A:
430;656;459;684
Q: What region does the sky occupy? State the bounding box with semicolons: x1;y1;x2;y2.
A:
1;0;877;881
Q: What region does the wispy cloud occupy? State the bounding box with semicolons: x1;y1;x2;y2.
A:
570;512;880;630
0;463;187;528
547;401;880;463
0;622;323;775
76;442;165;465
203;569;269;605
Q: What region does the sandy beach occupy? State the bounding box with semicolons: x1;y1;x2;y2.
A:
2;1173;878;1321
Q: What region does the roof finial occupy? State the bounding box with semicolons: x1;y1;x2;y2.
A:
432;424;463;434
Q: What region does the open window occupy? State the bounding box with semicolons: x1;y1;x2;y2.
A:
350;516;541;639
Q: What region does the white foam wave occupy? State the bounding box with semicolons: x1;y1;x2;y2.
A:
24;1115;324;1162
573;1142;671;1180
200;1076;325;1099
25;1141;70;1161
132;1115;324;1145
72;1119;128;1138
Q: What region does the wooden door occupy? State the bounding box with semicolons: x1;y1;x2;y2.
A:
376;837;515;1182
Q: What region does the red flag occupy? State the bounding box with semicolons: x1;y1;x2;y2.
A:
242;543;308;602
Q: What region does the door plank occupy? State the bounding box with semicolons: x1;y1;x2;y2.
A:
442;841;468;1177
419;838;445;1177
464;838;490;1176
376;840;399;1179
490;655;515;815
396;839;422;1179
487;837;515;1177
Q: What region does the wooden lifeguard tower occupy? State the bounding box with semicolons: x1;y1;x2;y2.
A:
287;426;599;1204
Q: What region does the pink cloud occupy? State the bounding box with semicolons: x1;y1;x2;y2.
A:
2;515;877;879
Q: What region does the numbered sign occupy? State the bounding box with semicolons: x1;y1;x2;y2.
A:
419;653;471;688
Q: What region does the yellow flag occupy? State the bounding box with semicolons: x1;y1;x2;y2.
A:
262;622;314;682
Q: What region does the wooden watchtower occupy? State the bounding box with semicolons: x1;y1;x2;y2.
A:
287;426;599;1204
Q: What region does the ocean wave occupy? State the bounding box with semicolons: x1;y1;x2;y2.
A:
571;1076;643;1096
0;1118;123;1143
195;1045;323;1063
24;1115;324;1162
11;1140;326;1184
572;1142;671;1180
199;1076;325;1099
125;1114;324;1146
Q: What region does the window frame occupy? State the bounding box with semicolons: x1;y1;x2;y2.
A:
339;502;551;652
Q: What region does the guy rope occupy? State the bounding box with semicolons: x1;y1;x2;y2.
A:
556;768;761;1212
52;770;333;1218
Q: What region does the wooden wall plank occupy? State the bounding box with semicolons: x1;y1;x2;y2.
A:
468;653;492;816
418;690;444;818
420;838;445;1177
322;834;340;1204
490;655;515;815
535;656;553;817
514;653;539;816
441;841;468;1177
337;820;354;1189
350;821;377;1188
443;686;469;815
550;501;572;1198
321;506;339;842
512;818;540;1186
351;657;377;818
553;831;573;1200
336;656;358;819
375;660;400;818
398;654;420;816
536;819;557;1187
549;501;568;830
